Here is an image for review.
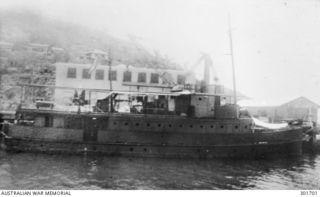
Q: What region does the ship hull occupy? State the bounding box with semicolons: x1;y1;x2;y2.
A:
2;111;304;159
4;138;302;159
3;127;303;159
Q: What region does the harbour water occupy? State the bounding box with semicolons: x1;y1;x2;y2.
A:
0;151;320;190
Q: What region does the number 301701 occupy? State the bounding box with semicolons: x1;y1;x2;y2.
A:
301;191;318;195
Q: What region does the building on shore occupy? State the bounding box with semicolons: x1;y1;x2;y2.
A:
54;62;197;105
243;97;320;123
0;41;13;53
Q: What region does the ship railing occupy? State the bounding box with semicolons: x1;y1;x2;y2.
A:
15;83;248;117
17;82;241;97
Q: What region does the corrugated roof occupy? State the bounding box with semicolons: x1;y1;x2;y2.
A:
280;96;320;108
240;96;320;108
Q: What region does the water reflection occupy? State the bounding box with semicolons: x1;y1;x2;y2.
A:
0;151;320;189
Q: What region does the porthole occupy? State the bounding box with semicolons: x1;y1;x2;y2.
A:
244;125;248;129
147;123;150;127
113;122;117;125
235;125;239;129
136;123;139;126
190;125;193;128
158;124;161;127
168;124;172;128
200;125;204;128
198;97;202;101
130;148;134;152
210;125;214;128
143;148;147;152
179;125;183;128
124;122;128;126
220;125;224;129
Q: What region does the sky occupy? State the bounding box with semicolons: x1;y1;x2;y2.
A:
1;0;320;106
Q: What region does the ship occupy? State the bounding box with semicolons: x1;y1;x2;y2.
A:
0;81;305;159
0;30;306;159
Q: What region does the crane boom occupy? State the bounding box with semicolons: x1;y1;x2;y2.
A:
185;53;218;92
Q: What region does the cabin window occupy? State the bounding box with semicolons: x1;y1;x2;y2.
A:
177;75;186;85
44;116;53;127
150;73;159;84
95;69;104;80
51;117;63;128
67;68;77;78
82;69;91;79
123;71;132;82
138;72;146;83
65;117;82;129
214;96;221;106
100;118;109;129
109;70;117;81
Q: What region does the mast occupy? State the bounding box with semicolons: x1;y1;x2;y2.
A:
108;48;113;91
228;14;238;118
107;48;113;113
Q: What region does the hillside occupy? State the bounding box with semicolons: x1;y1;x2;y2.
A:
0;8;180;68
0;9;182;111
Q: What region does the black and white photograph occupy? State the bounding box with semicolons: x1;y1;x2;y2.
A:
0;0;320;193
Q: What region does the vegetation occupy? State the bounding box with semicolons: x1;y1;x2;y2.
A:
0;9;182;110
0;8;180;69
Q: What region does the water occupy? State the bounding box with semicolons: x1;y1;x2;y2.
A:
0;151;320;190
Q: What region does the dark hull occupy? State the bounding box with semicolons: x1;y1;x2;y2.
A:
2;111;304;159
4;138;302;159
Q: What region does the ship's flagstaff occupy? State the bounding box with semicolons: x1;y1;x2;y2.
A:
228;14;238;118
